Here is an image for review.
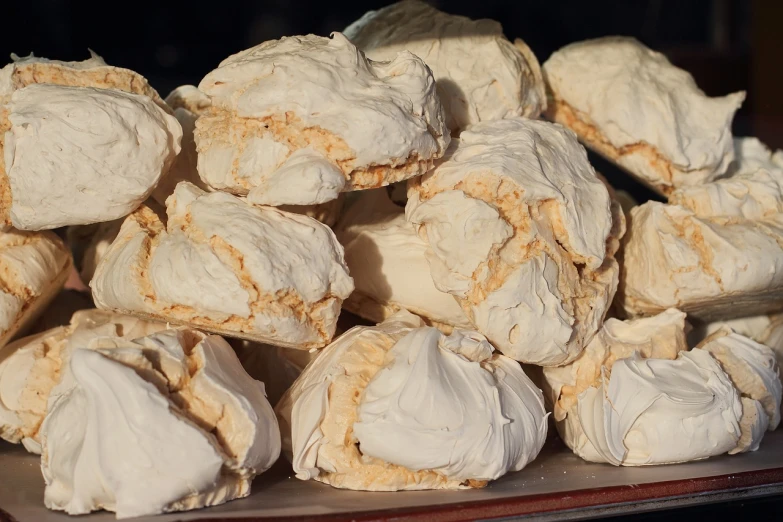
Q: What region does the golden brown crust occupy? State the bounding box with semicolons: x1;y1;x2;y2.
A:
196;108;435;193
547;97;675;196
0;107;13;227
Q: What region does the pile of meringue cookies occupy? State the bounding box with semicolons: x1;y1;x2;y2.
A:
0;0;781;518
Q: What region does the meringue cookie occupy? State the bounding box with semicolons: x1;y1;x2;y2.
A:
336;188;471;331
542;309;688;462
576;349;743;465
695;314;783;369
727;137;783;177
543;37;744;195
150;85;212;205
41;329;281;518
407;118;622;366
698;327;782;431
276;311;547;491
0;52;169;109
0;53;182;230
669;166;783;220
619;201;783;320
232;340;318;406
195;32;449;206
91;182;354;349
344;0;546;133
0;229;71;348
67;219;123;286
0;309;167;453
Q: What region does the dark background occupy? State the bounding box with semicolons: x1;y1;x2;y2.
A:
2;0;781;151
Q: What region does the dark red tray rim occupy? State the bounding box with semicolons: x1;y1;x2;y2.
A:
189;466;783;522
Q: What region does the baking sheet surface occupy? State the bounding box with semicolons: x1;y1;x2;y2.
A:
3;429;783;522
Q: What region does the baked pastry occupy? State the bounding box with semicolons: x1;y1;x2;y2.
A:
91;182;354;349
543;37;745;195
693;314;783;368
344;0;545;133
0;54;182;230
336;188;471;331
543;310;774;465
195;33;449;206
40;328;280;518
619;201;783;320
698;327;781;435
542;309;688;462
407;118;622;365
0;309;167;452
276;311;547;491
149;85;212;205
0;229;71;348
231;340;318;406
726;137;783;177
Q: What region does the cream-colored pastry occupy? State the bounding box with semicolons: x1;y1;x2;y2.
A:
67;219;123;287
276;311;547;491
693;314;783;368
336;188;471;331
543;37;744;195
232;340;318;406
542;309;688;461
41;329;281;518
576;349;745;465
406;118;622;366
669;167;783;220
619;201;783;320
726;137;783;177
195;32;449;206
0;54;181;230
91;182;354;350
344;0;545;133
0;229;71;348
698;327;782;431
150;85;212;205
0;309;167;453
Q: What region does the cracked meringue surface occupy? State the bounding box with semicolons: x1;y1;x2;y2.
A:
543;310;780;465
40;329;280;518
0;309;168;453
698;327;782;432
694;314;783;368
619;201;783;320
344;0;546;133
406;118;622;366
542;309;689;462
336;188;471;331
543;37;744;195
91;182;354;349
0;54;182;230
195;32;449;206
0;229;71;348
275;311;547;491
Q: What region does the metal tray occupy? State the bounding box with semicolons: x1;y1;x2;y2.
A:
3;428;783;522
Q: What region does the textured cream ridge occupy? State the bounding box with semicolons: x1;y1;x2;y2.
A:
276;311;547;491
619;201;783;320
0;54;181;230
542;309;689;462
40;329;281;518
195;32;449;206
0;229;72;349
0;309;168;452
697;327;782;432
407;118;622;366
344;0;546;133
91;182;354;350
693;314;783;370
336;188;471;331
543;37;744;195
